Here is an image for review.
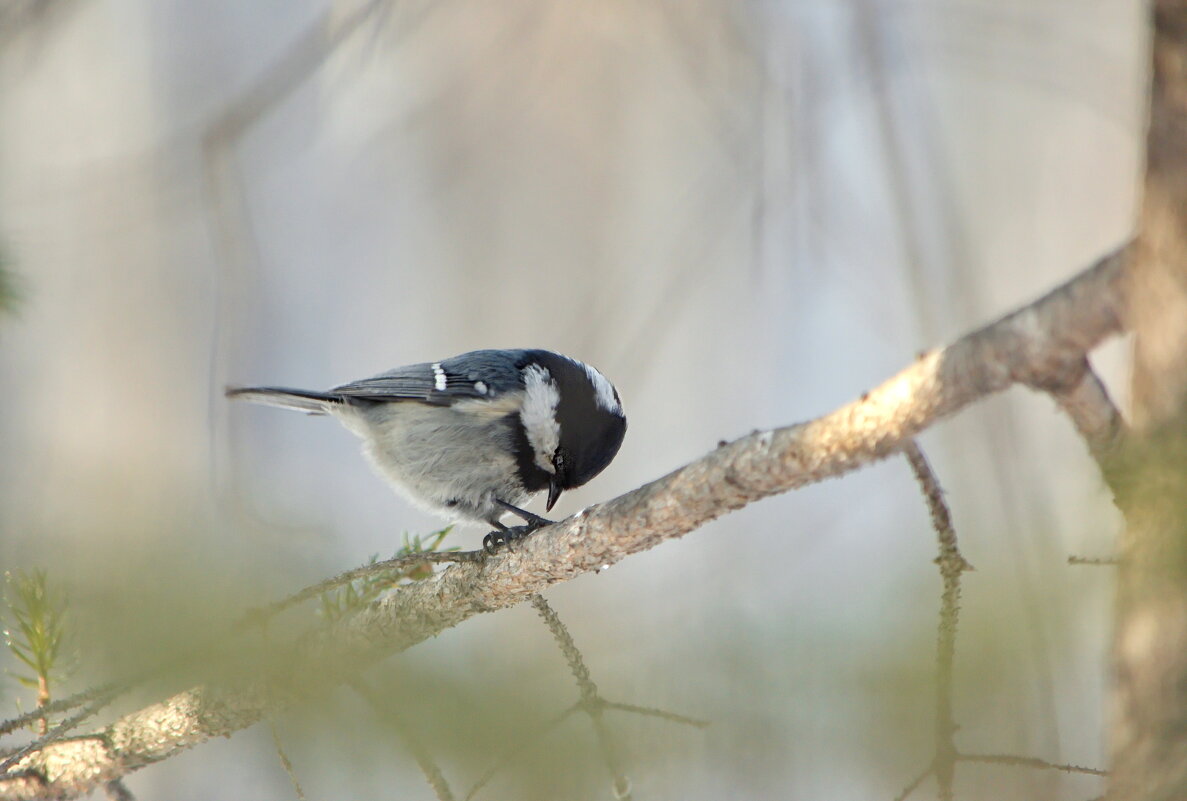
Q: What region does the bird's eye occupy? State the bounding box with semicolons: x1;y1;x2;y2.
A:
553;450;566;475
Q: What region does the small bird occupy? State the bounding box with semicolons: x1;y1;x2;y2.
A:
227;349;626;552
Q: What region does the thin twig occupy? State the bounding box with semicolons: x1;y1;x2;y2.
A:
459;684;706;800
903;441;971;801
959;752;1107;777
1068;555;1119;566
0;693;118;775
349;678;455;801
892;765;933;801
601;701;710;729
0;684;118;738
531;596;631;799
463;704;580;801
267;719;307;801
530;597;598;706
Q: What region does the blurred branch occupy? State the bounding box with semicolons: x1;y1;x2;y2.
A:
1068;555;1119;566
599;701;709;730
203;0;389;457
530;596;630;800
895;434;1108;799
251;530;467;627
1045;364;1125;468
463;703;578;801
0;0;61;49
0;532;464;750
0;263;18;317
0;244;1132;799
0;686;116;739
902;442;971;801
267;720;307;801
959;752;1106;777
892;766;931;801
349;678;455;801
463;596;701;800
0;693;119;777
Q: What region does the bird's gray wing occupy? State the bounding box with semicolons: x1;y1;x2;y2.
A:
331;351;527;405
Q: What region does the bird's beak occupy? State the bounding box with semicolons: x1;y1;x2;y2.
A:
546;477;563;512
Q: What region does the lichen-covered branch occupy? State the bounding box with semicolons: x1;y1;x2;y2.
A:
0;244;1130;800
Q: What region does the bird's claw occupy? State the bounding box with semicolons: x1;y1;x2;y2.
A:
482;519;550;555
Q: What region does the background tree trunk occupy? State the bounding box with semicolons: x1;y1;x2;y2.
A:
1109;2;1187;799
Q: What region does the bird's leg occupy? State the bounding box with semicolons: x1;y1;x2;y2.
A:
496;499;554;529
482;500;555;554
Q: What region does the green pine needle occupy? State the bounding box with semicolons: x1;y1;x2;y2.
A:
318;527;456;623
3;569;72;702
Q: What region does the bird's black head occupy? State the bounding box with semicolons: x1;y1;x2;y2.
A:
514;350;627;511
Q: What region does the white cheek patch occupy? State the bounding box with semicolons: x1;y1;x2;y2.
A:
474;381;488;395
581;363;622;415
520;364;561;473
431;362;447;392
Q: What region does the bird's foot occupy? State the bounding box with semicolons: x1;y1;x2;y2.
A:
481;524;532;554
482;502;556;555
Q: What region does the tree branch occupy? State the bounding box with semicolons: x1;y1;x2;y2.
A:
903;442;970;801
960;752;1106;777
0;244;1130;800
1046;362;1126;467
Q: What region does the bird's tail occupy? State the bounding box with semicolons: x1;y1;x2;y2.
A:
225;386;342;415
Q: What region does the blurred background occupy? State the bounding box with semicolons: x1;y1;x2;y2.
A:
0;1;1142;798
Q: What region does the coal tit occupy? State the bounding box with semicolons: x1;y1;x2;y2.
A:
227;349;626;552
